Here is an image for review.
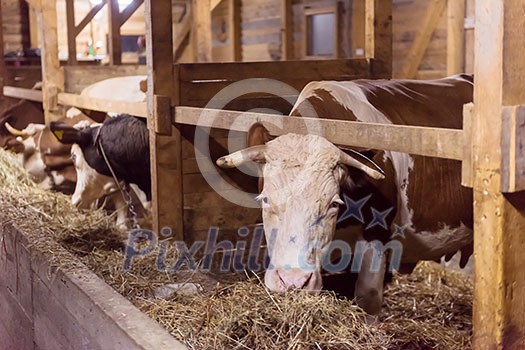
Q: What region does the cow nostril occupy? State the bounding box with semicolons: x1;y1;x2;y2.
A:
302;272;313;288
276;268;314;290
277;269;288;290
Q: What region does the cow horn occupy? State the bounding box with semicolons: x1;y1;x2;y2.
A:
216;145;267;168
339;150;385;180
4;122;27;137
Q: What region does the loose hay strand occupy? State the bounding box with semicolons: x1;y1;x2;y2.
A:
0;148;472;349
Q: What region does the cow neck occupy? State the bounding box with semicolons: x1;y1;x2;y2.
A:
93;124;140;229
93;124;121;191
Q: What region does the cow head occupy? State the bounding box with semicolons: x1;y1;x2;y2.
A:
4;122;50;186
217;124;384;293
0;84;45;149
49;122;117;209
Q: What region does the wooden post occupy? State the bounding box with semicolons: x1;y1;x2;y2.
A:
65;0;77;65
228;0;241;61
446;0;465;75
145;0;184;241
108;0;122;65
29;4;39;48
192;0;212;62
280;0;293;60
0;0;5;96
33;0;65;122
398;0;446;79
472;0;525;348
364;0;392;78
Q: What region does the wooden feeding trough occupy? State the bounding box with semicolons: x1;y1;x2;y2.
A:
0;223;185;349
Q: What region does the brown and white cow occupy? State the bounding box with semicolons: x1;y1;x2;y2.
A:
217;74;474;314
4;113;96;193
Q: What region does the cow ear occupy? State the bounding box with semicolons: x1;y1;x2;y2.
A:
247;122;273;147
49;122;89;145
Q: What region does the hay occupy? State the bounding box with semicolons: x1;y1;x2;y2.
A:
0;148;473;349
80;249;390;350
379;262;472;349
0;148;122;270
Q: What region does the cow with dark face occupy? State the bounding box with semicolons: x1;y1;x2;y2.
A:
49;115;150;210
217;74;474;314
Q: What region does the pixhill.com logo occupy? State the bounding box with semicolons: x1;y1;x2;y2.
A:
122;226;403;274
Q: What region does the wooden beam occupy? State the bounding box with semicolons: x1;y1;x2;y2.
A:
65;0;77;65
119;0;144;26
399;0;446;79
228;0;241;61
107;0;122;65
174;6;192;60
446;0;465;75
280;0;293;60
58;93;147;117
74;1;107;37
38;0;65;122
145;0;183;240
192;0;212;62
3;86;43;102
364;0;392;78
211;0;222;11
175;106;464;161
472;0;525;348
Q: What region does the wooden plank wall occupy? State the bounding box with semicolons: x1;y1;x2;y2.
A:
392;0;474;79
392;0;447;79
1;0;30;54
63;64;146;93
240;0;280;61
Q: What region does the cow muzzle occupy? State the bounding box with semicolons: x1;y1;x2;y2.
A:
265;267;322;292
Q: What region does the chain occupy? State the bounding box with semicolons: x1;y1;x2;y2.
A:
122;183;139;229
96;128;140;230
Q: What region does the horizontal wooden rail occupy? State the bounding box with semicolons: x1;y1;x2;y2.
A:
58;93;147;118
3;86;43;102
175;106;464;161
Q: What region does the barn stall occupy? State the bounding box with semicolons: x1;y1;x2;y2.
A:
0;0;523;349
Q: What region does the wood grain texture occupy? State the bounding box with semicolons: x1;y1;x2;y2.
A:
38;0;65;122
446;0;465;75
192;0;212;62
3;86;43;102
175;106;464;160
398;0;446;78
58;92;147;117
107;0;122;65
145;0;183;240
472;1;525;348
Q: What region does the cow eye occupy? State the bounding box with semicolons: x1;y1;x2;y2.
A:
71;153;77;164
329;197;344;211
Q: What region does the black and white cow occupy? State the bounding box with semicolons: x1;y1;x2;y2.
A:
50;115;150;210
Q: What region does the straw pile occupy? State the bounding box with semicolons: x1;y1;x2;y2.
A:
0;149;122;268
0;148;472;349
